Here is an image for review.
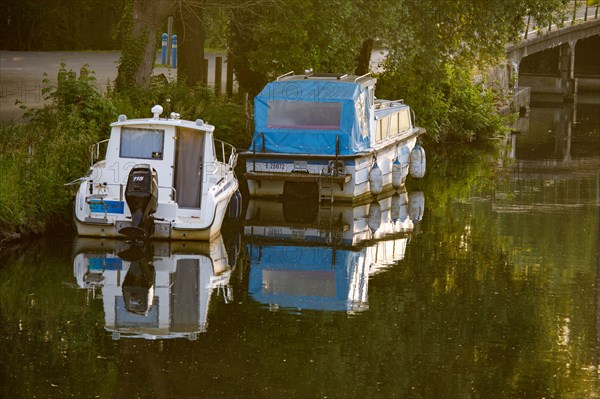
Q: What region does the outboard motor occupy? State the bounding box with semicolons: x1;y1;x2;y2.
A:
119;164;158;239
119;242;155;316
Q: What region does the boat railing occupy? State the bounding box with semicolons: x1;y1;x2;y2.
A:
214;138;237;170
251;132;266;172
159;185;177;201
354;72;371;82
85;181;177;202
276;71;294;81
374;99;405;109
89;139;109;166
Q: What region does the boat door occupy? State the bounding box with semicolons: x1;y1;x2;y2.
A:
174;128;205;208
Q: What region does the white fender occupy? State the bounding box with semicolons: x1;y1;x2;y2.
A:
409;145;426;179
368;200;382;233
391;191;409;222
369;161;383;196
408;191;425;222
391;159;403;190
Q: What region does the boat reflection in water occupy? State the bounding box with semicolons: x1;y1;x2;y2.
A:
244;190;425;313
72;235;235;340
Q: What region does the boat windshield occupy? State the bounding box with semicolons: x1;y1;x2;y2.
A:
120;127;164;160
267;100;341;130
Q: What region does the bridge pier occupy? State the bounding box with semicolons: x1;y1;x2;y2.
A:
559;42;578;101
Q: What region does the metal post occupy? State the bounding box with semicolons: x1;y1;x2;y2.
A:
171;35;177;68
584;2;589;21
167;16;173;66
161;33;168;65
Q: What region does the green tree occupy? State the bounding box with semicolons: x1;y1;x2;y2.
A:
114;0;176;92
228;0;571;141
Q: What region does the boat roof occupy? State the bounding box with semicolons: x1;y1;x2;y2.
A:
110;117;215;133
110;108;215;134
275;72;376;89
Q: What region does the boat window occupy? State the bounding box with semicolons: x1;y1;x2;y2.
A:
398;108;411;132
267;101;341;130
120;127;164;160
376;116;390;142
389;114;399;137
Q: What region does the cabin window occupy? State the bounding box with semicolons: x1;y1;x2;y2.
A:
267;101;341;130
120;128;164;160
389;114;399;137
376;116;390;142
398;108;411;132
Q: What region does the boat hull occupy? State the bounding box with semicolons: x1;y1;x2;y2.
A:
242;132;420;204
73;179;237;241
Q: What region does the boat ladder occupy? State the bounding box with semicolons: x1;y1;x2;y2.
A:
319;171;335;203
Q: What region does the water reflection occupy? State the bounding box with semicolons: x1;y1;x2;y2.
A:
72;235;236;340
244;190;424;313
497;101;600;212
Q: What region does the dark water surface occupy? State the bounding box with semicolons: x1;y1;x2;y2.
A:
1;102;599;399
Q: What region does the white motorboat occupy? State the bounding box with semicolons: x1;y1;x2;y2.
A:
241;72;426;204
71;105;241;240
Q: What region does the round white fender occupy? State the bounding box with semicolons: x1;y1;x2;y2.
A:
392;159;403;190
409;145;426;179
368;199;382;233
391;191;409;222
408;191;425;222
369;160;383;196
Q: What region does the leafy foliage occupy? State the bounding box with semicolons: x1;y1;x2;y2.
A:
229;0;571;142
0;65;246;241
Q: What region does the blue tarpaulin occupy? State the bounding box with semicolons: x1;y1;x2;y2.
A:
253;80;371;155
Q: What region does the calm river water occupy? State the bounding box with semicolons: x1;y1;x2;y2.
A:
1;101;599;399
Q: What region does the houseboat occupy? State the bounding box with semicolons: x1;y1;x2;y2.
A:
244;190;424;312
70;105;240;241
241;71;426;204
72;235;235;340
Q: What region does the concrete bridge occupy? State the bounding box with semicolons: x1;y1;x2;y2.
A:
506;12;600;101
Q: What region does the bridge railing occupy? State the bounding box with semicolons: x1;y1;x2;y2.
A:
523;1;599;40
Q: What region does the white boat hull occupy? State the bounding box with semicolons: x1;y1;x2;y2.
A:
71;108;240;241
73;178;237;241
244;134;420;204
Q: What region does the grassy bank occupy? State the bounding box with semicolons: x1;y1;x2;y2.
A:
0;64;249;245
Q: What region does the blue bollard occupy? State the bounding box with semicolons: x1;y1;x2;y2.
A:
171;34;177;68
161;33;168;65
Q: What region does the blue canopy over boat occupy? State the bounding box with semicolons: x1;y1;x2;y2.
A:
247;244;367;311
253;80;371;156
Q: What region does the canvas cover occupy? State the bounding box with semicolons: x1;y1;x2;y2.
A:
253;80;370;155
247;244;366;311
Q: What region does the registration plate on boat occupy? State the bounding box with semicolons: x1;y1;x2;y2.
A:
265;162;286;171
90;200;124;214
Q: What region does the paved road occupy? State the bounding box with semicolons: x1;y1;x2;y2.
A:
1;51;121;122
0;49;382;123
0;51;228;122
